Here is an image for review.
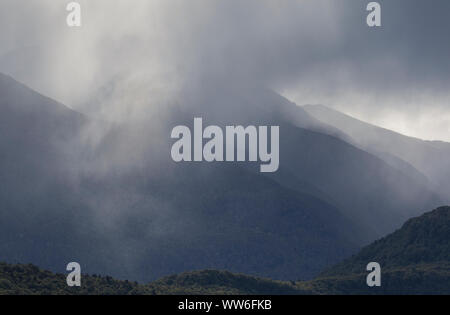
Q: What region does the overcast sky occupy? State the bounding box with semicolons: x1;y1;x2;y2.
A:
1;0;449;140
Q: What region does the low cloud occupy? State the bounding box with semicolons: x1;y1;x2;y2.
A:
0;0;449;140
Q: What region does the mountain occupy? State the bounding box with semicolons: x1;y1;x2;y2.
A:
0;73;441;283
0;73;96;276
312;206;450;294
303;104;450;201
172;86;441;237
322;206;450;276
0;73;361;281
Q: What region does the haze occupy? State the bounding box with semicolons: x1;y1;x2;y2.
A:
0;0;449;140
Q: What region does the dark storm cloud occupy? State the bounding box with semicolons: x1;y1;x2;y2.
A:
0;0;449;139
314;0;450;92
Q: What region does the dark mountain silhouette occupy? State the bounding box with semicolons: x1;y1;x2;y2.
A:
310;206;450;294
0;73;441;283
322;206;450;276
304;104;450;202
177;86;441;238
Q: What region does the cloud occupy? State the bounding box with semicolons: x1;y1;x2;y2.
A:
0;0;449;139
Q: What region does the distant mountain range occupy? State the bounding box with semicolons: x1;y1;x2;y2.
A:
0;72;445;283
2;207;449;295
304;104;450;202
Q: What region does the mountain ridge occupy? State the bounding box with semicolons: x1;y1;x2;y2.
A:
303;104;450;201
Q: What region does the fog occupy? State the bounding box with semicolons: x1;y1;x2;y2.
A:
0;0;449;140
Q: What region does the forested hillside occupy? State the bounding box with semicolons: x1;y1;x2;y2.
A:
2;207;449;295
